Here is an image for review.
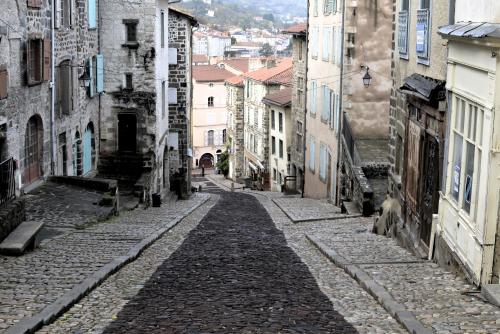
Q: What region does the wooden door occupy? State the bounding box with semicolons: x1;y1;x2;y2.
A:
420;135;440;246
24;116;43;184
118;114;137;152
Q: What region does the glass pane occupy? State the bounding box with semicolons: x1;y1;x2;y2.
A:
477;109;484;146
454;97;460;129
460;99;466;133
474;150;482;221
472;106;477;141
463;142;475;213
451;133;463;201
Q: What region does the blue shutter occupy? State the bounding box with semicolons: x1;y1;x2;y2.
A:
96;54;104;93
88;0;97;29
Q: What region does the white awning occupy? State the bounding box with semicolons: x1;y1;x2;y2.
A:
248;161;258;171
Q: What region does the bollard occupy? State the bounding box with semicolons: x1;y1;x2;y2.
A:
231;182;235;192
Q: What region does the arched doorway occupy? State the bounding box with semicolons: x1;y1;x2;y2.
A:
199;153;214;168
83;123;95;174
73;131;82;176
24;115;44;185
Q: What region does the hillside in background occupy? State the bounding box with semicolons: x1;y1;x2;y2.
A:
175;0;307;30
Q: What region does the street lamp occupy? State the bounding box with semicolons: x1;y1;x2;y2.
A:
362;66;372;88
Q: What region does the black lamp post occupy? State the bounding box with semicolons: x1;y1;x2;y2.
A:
362;67;372;88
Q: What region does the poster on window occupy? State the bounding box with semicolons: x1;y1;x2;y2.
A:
453;165;461;195
416;23;426;53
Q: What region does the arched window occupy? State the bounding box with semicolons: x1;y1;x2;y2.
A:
208;96;214;107
24;115;44;184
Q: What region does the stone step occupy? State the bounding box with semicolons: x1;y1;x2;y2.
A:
0;221;44;255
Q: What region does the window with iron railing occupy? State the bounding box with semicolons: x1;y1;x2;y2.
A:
416;8;430;63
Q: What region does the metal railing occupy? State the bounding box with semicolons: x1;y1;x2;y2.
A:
398;11;409;57
416;9;430;60
0;158;16;206
342;113;355;160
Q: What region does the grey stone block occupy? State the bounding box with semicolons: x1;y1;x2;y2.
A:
0;221;44;255
482;284;500;307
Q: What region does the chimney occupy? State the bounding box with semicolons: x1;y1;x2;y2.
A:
266;59;277;69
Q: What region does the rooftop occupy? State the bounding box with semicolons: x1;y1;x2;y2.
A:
225;75;245;87
283;23;307;35
262;87;292;107
243;58;293;86
193;54;209;63
221;58;250;73
193;65;234;82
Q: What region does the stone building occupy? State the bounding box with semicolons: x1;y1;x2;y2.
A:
283;23;307;193
167;8;197;194
263;88;292;192
242;59;292;190
191;65;233;169
339;0;392;216
0;0;101;196
225;75;245;181
385;0;449;257
98;0;170;201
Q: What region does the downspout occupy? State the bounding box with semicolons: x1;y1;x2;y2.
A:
335;0;346;206
50;0;56;175
98;0;101;168
301;0;310;198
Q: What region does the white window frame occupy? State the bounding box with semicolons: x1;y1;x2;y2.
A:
309;136;316;172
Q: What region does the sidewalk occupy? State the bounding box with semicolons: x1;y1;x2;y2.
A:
0;190;209;333
272;199;500;333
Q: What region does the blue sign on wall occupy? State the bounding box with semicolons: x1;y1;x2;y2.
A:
416;23;426;53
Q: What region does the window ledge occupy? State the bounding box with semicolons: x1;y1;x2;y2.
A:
122;42;140;49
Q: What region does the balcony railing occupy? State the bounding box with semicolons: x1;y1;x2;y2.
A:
0;158;16;206
416;9;430;61
342;113;355;160
398;11;409;57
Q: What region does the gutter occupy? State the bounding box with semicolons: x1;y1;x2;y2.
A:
49;0;56;175
301;0;310;198
335;0;346;206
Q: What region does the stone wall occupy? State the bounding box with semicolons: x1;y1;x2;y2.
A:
0;199;26;242
227;84;245;181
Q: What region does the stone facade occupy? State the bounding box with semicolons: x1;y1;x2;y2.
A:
98;0;170;201
226;79;245;182
168;8;197;193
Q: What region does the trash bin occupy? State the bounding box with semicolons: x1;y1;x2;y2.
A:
244;177;252;189
152;193;161;207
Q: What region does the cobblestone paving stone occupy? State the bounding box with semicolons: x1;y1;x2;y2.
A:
99;191;357;334
306;219;500;333
254;194;406;334
38;196;219;334
0;193;208;332
272;198;341;222
25;182;113;229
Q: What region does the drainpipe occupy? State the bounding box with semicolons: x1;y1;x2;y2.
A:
335;0;346;206
301;0;310;198
50;0;56;175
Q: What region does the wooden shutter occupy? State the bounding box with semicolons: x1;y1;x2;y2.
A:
43;39;51;81
88;0;97;29
55;0;61;29
96;54;104;93
0;69;8;99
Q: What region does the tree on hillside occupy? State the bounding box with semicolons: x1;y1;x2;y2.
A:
259;43;275;57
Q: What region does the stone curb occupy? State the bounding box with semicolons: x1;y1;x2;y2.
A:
306;234;434;334
271;198;362;223
6;194;211;334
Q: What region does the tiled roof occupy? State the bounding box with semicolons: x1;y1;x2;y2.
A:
193;65;234;82
243;58;293;86
193;54;209;63
283;23;307;35
222;58;250;73
225;75;245;87
169;7;198;26
263;87;292;107
234;41;263;48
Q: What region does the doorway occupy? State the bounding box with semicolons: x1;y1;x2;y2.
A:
118;114;137;153
24;115;44;184
199;153;214;168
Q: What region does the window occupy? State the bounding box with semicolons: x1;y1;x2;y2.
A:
399;1;410;58
86;56;97;98
27;0;42;8
161;81;166;118
296;121;303;153
448;96;484;218
416;1;431;62
88;0;97;29
207;130;214;146
28;39;44;85
124;20;138;44
61;0;73;28
271;110;275;129
319;144;327;181
223;129;227;144
309;137;315;172
253;136;258;154
208;96;214;107
254;109;258;127
161;11;165;48
0;68;8;99
273;168;277;180
311;27;319;59
321;85;331;123
278;112;283;132
298;77;304;107
57;60;74;116
298;40;303;61
279;139;283;158
310;81;317;115
322;27;331;61
313;0;318;16
272;136;276;155
125;73;133;90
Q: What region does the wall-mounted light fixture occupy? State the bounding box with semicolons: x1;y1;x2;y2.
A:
361;65;372;88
